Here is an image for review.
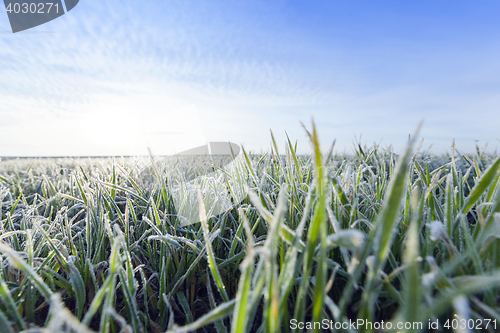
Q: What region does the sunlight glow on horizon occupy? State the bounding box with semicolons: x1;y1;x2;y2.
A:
1;0;499;156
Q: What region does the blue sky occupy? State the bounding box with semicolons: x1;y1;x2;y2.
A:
1;0;499;156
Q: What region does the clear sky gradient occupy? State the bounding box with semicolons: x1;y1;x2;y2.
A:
1;0;499;156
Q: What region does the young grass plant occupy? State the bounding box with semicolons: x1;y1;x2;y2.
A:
1;124;500;332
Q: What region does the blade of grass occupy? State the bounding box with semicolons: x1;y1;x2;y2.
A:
198;188;229;302
357;125;419;325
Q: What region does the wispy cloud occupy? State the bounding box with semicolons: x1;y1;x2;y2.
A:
1;0;499;156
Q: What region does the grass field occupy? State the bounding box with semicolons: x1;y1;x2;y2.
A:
1;124;500;332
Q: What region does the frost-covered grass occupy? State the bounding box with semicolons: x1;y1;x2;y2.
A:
1;124;500;332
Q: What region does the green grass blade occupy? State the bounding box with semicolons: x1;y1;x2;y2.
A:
198;188;230;302
293;121;327;332
231;209;255;333
68;257;86;319
462;156;500;215
165;300;235;333
0;276;26;330
357;126;419;325
398;194;421;331
0;242;53;300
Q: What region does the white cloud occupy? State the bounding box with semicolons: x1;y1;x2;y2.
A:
1;0;499;156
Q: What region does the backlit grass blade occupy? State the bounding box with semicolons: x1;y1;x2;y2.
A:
258;186;287;333
198;188;230;302
476;177;500;243
445;173;454;236
9;189;23;216
357;125;419;325
278;182;314;313
293;121;327;332
287;132;303;181
0;175;10;185
462;156;500;215
231;209;255;333
310;123;328;333
397;190;421;331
